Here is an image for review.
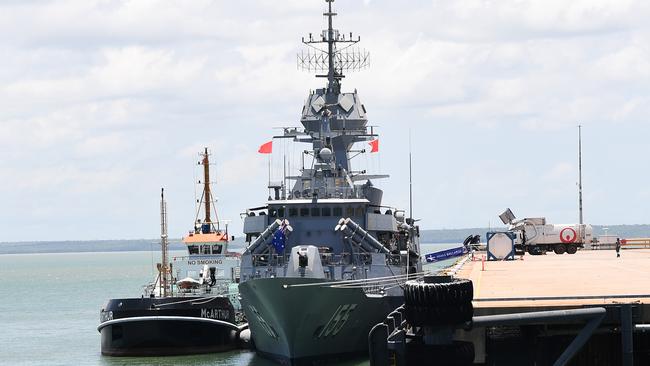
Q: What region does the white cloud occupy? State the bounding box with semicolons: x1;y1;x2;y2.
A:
1;0;649;241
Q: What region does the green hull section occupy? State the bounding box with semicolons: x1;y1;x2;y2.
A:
240;277;402;363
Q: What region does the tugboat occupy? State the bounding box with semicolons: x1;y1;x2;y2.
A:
238;1;423;364
98;148;245;356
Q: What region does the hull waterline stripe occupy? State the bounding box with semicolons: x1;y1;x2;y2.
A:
97;316;240;332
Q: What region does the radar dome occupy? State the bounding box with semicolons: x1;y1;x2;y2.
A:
319;148;333;162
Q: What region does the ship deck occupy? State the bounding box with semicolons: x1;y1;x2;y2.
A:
456;249;650;310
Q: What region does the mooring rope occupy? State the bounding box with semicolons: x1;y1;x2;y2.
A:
283;270;433;289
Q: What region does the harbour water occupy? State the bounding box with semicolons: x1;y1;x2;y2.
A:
0;243;459;365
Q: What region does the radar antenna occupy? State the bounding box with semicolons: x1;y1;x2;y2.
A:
297;0;369;94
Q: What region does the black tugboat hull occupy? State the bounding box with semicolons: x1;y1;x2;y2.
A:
98;297;241;356
99;316;239;356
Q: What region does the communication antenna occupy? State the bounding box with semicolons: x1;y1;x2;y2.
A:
409;130;413;221
578;125;583;225
297;0;370;94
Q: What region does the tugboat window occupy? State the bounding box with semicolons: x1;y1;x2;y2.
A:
355;207;365;217
311;207;320;217
278;208;285;217
269;208;277;217
333;207;343;217
289;208;298;217
212;244;223;254
188;245;199;255
346;206;355;217
202;245;211;255
300;208;310;217
322;207;332;216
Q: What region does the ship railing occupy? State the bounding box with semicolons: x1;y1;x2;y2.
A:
251;252;409;267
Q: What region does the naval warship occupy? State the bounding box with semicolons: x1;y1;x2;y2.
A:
238;1;423;363
98;149;244;356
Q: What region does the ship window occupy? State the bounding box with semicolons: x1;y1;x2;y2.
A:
202;245;210;255
311;207;321;217
188;245;199;255
278;208;285;217
212;245;223;254
346;206;355;217
289;208;298;217
269;208;277;217
300;208;310;217
322;207;332;216
333;207;343;217
355;207;365;217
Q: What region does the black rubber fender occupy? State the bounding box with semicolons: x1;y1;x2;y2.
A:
404;279;474;307
406;341;475;366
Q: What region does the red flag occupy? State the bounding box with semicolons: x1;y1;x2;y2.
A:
369;139;379;153
258;141;273;154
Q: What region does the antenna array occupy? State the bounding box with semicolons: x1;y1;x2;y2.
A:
297;48;369;73
296;0;369;81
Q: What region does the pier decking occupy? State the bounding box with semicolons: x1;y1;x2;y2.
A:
454;249;650;365
458;249;650;310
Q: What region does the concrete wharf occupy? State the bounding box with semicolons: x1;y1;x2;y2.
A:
454;249;650;365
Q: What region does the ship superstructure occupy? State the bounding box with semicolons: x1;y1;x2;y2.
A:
239;1;423;363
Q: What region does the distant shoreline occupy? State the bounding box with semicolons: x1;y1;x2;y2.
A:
1;225;648;255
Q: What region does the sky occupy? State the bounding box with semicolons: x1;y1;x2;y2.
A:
1;0;649;242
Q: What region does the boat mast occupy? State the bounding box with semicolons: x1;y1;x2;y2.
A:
202;148;212;227
578;125;583;225
160;188;170;297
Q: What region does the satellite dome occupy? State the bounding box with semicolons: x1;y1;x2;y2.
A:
319;148;333;162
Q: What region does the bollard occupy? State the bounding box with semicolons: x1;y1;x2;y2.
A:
368;323;390;366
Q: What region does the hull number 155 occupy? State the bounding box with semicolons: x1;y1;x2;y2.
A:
317;304;358;338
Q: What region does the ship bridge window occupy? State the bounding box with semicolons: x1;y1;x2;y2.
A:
322;207;332;216
278;208;285;217
188;245;199;255
300;208;310;217
212;245;223;254
311;207;321;217
355;207;365;217
269;208;277;217
289;208;298;217
346;206;355;217
202;245;211;255
333;207;343;217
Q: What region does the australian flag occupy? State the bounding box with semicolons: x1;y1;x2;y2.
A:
272;223;287;254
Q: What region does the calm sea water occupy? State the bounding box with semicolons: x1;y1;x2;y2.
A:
0;243;459;366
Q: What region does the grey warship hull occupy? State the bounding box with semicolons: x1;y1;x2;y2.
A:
239;277;402;363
